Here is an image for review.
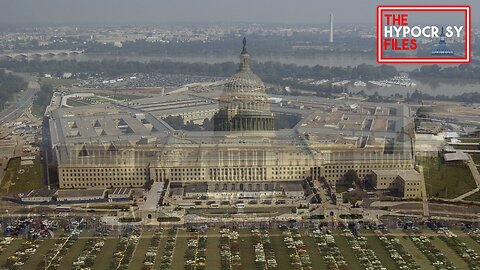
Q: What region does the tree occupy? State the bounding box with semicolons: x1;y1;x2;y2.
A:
344;169;360;188
202;118;213;130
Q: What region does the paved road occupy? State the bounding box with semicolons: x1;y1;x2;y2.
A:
0;79;39;124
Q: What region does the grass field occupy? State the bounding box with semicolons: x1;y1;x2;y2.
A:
128;231;154;270
301;234;327;270
396;234;435;270
31;103;46;118
171;229;188;270
40;78;78;87
366;236;399;270
92;237;120;270
453;144;480;151
460;138;480;143
417;156;477;199
465;191;480;201
57;234;91;269
0;157;43;193
96;92;146;101
451;229;480;256
205;229;221;270
23;239;56;269
66;98;90;107
153;230;169;269
0;240;23;266
429;236;469;269
269;229;292;270
237;229;256;270
334;235;364;270
335;184;350;193
472;154;480;165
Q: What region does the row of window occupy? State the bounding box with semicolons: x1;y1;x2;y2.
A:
273;167;305;171
61;168;146;172
62;172;146;177
379;182;395;186
378;177;396;180
62;177;146;181
324;164;408;170
62;182;145;188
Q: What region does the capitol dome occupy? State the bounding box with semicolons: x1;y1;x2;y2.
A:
224;40;265;93
213;38;274;132
225;70;265;93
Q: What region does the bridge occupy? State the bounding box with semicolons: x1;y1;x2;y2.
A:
0;50;84;60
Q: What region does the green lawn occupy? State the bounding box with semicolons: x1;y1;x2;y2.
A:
0;157;44;193
22;239;56;269
366;236;400;270
430;237;469;269
464;191;480;202
96;92;146;101
31;104;46;118
205;229;221;270
0;240;23;266
417;156;477;199
171;229;188;270
336;184;350;193
66;98;90;107
237;229;257;270
451;229;480;256
92;237;120;270
153;229;173;269
394;233;435;270
333;235;364;270
40;77;78;87
453;144;480;151
57;234;91;269
128;231;154;270
269;230;292;270
460;138;480;143
301;234;327;270
472;154;480;165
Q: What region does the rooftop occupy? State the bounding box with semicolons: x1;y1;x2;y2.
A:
444;152;470;162
57;188;106;198
19;189;57;199
185;183;208;194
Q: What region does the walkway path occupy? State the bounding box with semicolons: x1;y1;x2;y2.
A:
418;166;430;217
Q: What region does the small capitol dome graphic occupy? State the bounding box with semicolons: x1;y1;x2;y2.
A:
431;26;454;56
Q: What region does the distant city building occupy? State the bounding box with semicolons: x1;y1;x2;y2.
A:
432;27;454;56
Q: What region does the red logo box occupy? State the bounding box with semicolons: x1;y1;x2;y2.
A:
376;5;471;64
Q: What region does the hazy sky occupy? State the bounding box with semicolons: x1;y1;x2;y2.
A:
0;0;477;25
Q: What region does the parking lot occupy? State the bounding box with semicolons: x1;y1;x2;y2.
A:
1;218;480;269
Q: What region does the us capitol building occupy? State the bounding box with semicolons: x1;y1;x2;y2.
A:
49;39;417;204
